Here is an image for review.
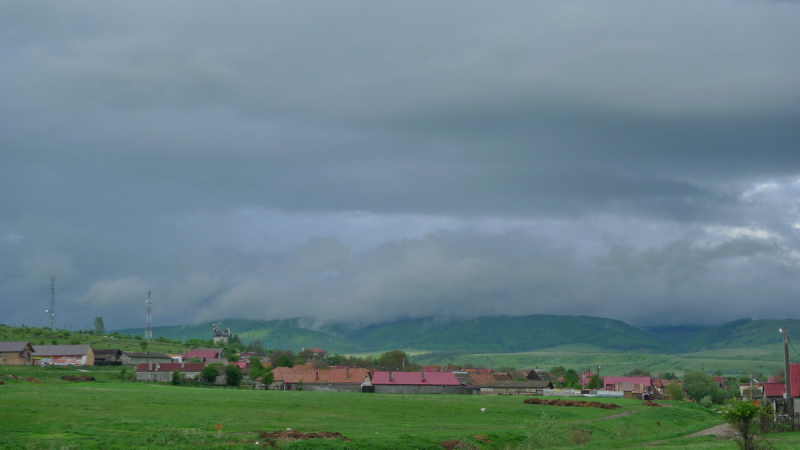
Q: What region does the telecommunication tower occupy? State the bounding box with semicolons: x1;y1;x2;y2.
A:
145;290;153;341
46;277;56;331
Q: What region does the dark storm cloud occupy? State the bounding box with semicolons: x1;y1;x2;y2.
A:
2;1;800;329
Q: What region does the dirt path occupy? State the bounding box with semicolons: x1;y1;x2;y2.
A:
685;424;736;439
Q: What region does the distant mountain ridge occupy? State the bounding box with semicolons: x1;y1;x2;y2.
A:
116;315;800;354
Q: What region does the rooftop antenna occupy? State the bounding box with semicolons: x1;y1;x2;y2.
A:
45;277;56;331
145;290;153;341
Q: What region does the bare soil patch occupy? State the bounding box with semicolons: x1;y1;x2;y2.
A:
61;375;96;382
440;439;476;449
523;398;622;409
258;430;352;443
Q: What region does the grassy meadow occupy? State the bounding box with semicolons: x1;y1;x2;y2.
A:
5;366;800;449
414;344;786;378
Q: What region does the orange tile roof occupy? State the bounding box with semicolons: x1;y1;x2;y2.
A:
282;368;369;384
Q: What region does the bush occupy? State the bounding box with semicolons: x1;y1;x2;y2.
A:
722;399;773;450
225;365;243;386
171;370;185;386
683;370;728;404
699;395;713;408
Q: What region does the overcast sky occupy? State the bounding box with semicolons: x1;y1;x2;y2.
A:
2;1;800;332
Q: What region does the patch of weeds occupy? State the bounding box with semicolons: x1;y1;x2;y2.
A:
521;413;567;449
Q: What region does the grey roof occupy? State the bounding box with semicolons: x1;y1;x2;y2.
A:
528;369;553;381
0;341;33;352
93;348;122;356
32;345;91;356
482;380;554;389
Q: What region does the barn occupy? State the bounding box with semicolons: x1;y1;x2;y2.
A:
370;371;461;394
32;345;94;366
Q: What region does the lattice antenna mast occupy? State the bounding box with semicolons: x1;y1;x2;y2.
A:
145;290;153;341
46;277;56;331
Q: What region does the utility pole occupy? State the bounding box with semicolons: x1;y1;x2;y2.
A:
145;290;153;341
45;277;56;331
780;327;793;417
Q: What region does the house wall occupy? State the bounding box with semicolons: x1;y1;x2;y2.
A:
0;351;32;365
285;382;363;392
35;355;85;366
135;371;201;382
481;387;543;395
121;355;173;366
374;385;461;394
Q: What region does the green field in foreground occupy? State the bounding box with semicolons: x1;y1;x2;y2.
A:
4;367;800;449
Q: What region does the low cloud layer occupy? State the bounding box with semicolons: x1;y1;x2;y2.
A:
2;2;800;331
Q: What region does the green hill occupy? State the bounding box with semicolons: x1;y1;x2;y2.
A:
119;314;671;353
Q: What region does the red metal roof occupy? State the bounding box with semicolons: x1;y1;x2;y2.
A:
184;350;219;359
791;363;800;397
371;371;460;386
764;382;785;397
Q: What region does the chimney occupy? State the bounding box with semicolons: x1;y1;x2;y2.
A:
181;362;185;369
346;368;349;380
389;371;393;381
156;363;160;371
148;361;152;371
316;371;319;381
421;369;425;382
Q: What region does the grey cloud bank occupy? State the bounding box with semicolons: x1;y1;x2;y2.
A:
2;2;800;331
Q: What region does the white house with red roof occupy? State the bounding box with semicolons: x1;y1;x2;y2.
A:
370;370;461;394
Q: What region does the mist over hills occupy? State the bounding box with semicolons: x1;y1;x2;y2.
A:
116;315;799;355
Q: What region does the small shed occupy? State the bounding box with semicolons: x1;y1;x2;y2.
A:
0;342;35;365
93;349;122;366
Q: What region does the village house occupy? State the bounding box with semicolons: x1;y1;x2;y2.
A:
0;342;35;365
32;345;94;366
120;351;173;366
134;362;206;382
370;370;461;394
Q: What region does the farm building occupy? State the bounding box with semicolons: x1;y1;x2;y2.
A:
370;371;461;394
134;362;206;382
32;345;94;366
93;349;122;366
281;368;370;392
0;342;35;365
120;351;173;366
480;380;554;395
602;376;653;395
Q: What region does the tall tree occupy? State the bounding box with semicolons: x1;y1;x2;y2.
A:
93;317;105;336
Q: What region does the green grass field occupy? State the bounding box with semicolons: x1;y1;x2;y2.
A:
5;366;800;449
414;344;786;378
